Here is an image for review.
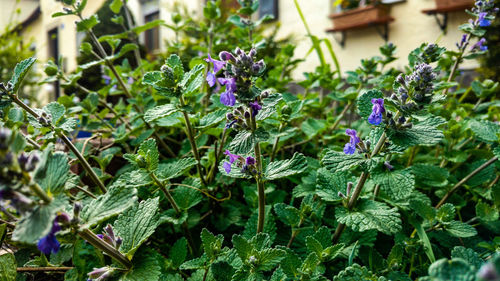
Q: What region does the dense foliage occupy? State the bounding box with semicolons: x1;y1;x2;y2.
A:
0;0;499;280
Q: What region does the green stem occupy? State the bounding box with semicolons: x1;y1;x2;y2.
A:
294;0;326;69
78;228;132;269
180;96;207;186
28;181;52;204
250;114;265;233
10;95;107;193
270;123;284;162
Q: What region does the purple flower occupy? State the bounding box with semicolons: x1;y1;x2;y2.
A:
102;75;111;85
249;101;262;116
368;98;385;125
246;156;256;166
205;54;226;73
218;77;237;106
206;71;216;87
224;150;240;164
343;129;360;155
37;221;61;255
478;12;491;26
223;162;232;174
127;77;134;84
219;51;235;62
472;38;488;51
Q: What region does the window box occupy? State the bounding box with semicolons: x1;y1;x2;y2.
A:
434;0;473;10
329;5;391;31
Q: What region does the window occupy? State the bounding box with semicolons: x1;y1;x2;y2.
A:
259;0;278;20
144;11;160;52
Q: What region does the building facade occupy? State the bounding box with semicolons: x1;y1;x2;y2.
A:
1;0;477;103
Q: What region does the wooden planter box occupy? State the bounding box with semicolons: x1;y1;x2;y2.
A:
329;5;390;30
434;0;473;9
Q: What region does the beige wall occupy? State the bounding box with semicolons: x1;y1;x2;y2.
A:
275;0;477;78
0;0;39;30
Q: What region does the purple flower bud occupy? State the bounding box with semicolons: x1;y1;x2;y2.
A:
88;267;110;280
37;221;61;255
102;75;111;85
472;38;488;51
248;48;257;57
477;262;499;281
127;77;134;84
249;101;262;116
219;51;235;62
346;182;353;196
384;161;394;171
225;120;237;130
338;191;346;198
368;98;385;126
478;12;491;26
235;47;244;56
223;161;232;174
220;90;236;107
245;156;256;166
224;150;240;164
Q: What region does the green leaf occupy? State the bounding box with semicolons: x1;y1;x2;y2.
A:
180;64;205;96
172;185;202;211
139;139;159;171
409;216;435;263
469;119;499;142
451;246;483;269
7;107;24;123
256;93;283;121
211;261;234;281
109;0;123;13
412;164;449;187
409;196;435;220
0;254;16;281
201;228;224;260
43;102;65;124
335;199;402;235
9;57;36;92
387;116;445;147
476;202;499;222
76;14;100;32
197;109;227;129
132;19;164;35
315;168;349;202
274;203;300;227
322;150;380;173
257;248;286;271
119;250;161;281
426;258;475;281
80;185;137;228
144;104;179;123
71;239;105;281
114;198;161;259
169;238;187;268
301;118;327;139
229;127;269;155
333;263;379;281
264;152;307;180
436;203;455;223
34;151;69;195
157;157;196;180
372;169;414;201
165;54;184;79
12;196;67;243
112;43;138;60
443;221;477;238
357;89;383;119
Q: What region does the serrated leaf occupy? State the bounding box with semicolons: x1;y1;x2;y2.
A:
197;109;227;129
12;196;67;243
264;152;307;180
8;107;24;123
170;238;187;268
357;89;383;119
211;261;234;281
436;203;455;223
372;169;414;201
0;254;16;281
426;258;475;281
274;203;300;227
179;256;207;270
315;168;349;202
9;57;36;92
157;157;196;180
256;93;283;121
114;198;161;258
180;64;205;96
119;250;161;281
76;14;99;32
301;118;327;139
469;119;499;142
140;138;159;171
201;228;224;260
243;207;276;242
451;246;483;269
144;104;178;123
322;150;380;173
387;116;445;147
172;185;202;210
34;151;69;195
412;164;449;187
476;202;499;222
43;102;65;124
232;234;253;261
109;0;123;13
229;127;269;155
333;263;380;281
258;248;286;271
80;185;137;227
335;199;402;235
443;221;477;238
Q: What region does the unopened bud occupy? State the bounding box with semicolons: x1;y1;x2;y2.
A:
248;48;257;57
219;51;235;62
248;255;257;264
226;112;235;120
338;191;346;199
384;161;394;171
346;182;353;196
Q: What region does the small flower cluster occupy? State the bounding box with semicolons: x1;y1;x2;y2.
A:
466;0;498;52
87;266;114;281
223;150;256;175
224;90;268;130
368;98;385;126
205;47;266;107
343;129;368;155
396;63;436;106
97;224;123;250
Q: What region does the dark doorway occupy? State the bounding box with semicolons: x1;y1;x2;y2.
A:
48;27;60;99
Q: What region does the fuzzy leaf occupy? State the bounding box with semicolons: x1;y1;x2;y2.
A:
333;263;379;281
476;202;499;222
0;254;16;281
119;250;161;281
451;247;483;269
170;238;188;268
469;119;499;142
114;198;161;258
9;57;36;92
335;199;402;235
274;203;300;227
180;64;205;96
229;127;269;155
372;169;414;201
34;151;69;195
315;168;349;202
157;157;196;180
322;150;380;173
426;258;475;281
76;15;99;32
443;221;477;238
201;228;224;260
387;116;445;147
144;104;178;123
80;185;137;228
264;152;307;180
357;89;383;119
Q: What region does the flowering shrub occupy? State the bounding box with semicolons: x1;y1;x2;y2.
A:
0;0;499;280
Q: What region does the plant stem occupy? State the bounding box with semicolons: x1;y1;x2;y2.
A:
10;95;107;193
180;96;207;186
286;216;305;248
332;132;387;244
17;267;73;272
270;123;284;162
436;156;498;208
27;181;52;204
207;129;227;183
78;228;132;269
331;101;352;131
250;114;265;233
